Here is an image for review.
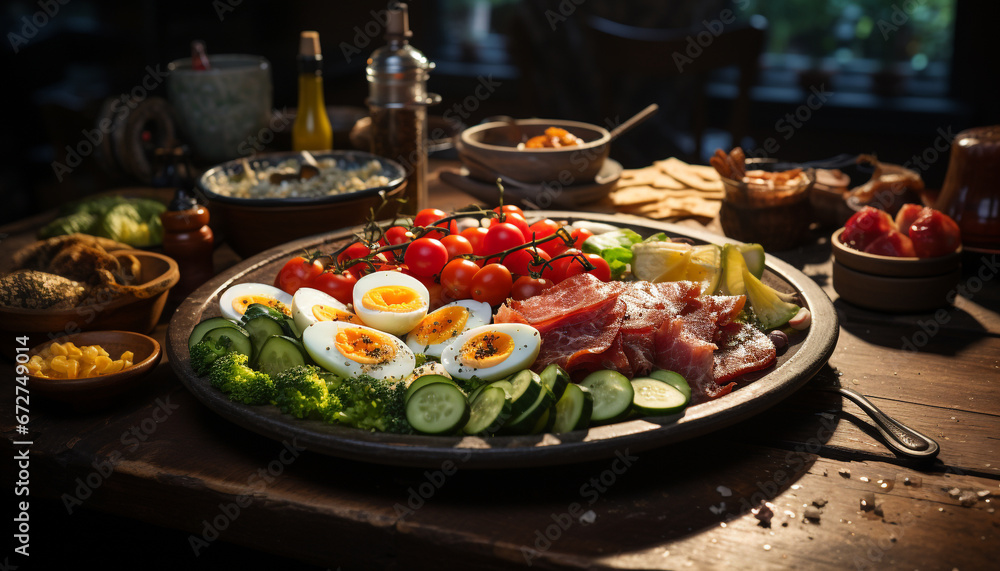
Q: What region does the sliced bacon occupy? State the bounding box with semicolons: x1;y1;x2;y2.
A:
496;273;624;334
530;297;626;375
653;318;734;403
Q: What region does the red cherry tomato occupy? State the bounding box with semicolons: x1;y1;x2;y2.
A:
337;241;372;277
548;248;583;282
440;234;474;260
440;258;481;300
527;218;560;242
538;227;574;257
460;226;490;256
275;254;324;295
380;225;411;247
483;222;527;256
308;270;357;305
500;212;531;242
501;247;535;277
404;237;449;277
414;208;457;237
511;275;555;300
471;263;513;306
562;252;611;282
570;228;595;250
493;204;524;218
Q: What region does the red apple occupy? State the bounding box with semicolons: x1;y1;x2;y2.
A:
894;203;926;237
864;229;917;257
841;207;896;252
909;209;962;258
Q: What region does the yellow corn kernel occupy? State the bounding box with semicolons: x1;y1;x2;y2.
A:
66;343;83;357
120;351;134;363
93;355;113;373
50;355;69;372
49;342;68;356
81;345;99;363
64;359;80;378
79;362;97;378
98;346;110;357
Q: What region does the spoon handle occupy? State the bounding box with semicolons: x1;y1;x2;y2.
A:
828;387;940;460
608;103;659;142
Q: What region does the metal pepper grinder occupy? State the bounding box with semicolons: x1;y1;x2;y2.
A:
366;2;440;216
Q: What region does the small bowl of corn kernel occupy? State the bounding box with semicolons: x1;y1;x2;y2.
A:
26;330;161;408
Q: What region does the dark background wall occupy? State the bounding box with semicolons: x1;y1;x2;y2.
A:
1;0;996;226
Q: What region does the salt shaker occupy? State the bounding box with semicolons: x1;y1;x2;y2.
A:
366;2;440;215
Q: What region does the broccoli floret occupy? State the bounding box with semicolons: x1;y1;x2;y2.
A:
208;353;275;405
329;375;412;434
190;336;236;376
273;365;342;420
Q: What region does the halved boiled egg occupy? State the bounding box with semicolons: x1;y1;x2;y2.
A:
440;323;541;381
352;271;429;336
405;299;492;358
291;287;360;332
303;321;415;382
219;282;293;322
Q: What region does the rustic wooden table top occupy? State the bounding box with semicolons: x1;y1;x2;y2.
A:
2;160;998;570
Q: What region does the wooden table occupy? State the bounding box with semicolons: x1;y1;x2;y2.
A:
3;161;998;570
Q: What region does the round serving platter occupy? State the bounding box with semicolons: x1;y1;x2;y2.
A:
166;211;838;469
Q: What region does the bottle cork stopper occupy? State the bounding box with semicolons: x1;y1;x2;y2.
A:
299;31;322;57
386;3;412;38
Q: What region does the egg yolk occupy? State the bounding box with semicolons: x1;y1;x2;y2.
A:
459;331;514;369
361;286;424;313
335;327;397;365
313;305;359;323
412;306;469;345
233;295;291;317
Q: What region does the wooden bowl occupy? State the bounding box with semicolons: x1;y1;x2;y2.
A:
718;159;816;251
455;119;611;185
198;150;406;258
26;330;161;408
830;227;962;311
0;250;178;355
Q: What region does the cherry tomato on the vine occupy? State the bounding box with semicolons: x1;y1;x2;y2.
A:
548;248;583;282
501;247;535;277
403;237;449;277
570;228;595;250
337;242;372;277
470;263;513;306
440;234;474;260
538;227;574;257
460;226;490;256
440;258;480;300
528;218;560;242
483;222;526;256
309;270;357;305
511;275;555;300
493;204;524;218
275;254;324;295
380;225;411;247
414;208;457;237
502;212;532;242
562;252;611;282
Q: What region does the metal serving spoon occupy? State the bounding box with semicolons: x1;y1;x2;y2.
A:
822;387;940;460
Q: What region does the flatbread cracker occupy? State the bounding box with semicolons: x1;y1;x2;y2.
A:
659;158;724;192
655;158;719;181
619;166;660;187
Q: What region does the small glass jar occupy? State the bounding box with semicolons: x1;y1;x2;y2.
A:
935;125;1000;253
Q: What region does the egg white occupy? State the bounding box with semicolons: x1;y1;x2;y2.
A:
352;271;429;335
405;299;492;358
218;282;293;322
303;321;415;383
291;287;359;332
440;323;541;381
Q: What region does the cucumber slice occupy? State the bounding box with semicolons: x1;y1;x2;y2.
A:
530;404;557;435
579;370;634;424
405;374;458;403
406;382;471;435
648;370;691;405
630;378;688;415
539;363;570;401
738;243;766;279
200;326;252;358
254;335;308;377
501;384;555;435
463;386;512;436
243;315;286;356
506;369;543;416
552;384;594;433
188;317;244;350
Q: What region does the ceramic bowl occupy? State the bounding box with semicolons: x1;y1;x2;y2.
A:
26;330;162;408
0;250;178;355
830;227;962;311
455;118;611;185
198;150;407;257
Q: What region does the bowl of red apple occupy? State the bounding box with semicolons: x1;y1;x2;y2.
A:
831;204;962;312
